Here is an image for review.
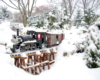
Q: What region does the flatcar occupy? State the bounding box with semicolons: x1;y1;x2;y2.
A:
10;29;64;53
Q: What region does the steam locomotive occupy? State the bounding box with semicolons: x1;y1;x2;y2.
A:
10;29;64;53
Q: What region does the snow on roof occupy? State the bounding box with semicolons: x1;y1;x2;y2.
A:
47;30;63;34
22;27;47;33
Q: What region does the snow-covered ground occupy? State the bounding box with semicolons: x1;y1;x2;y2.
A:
0;21;100;80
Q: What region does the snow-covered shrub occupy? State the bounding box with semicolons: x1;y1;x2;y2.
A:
84;8;99;26
36;19;44;28
96;24;100;30
74;9;82;26
10;23;23;34
85;49;100;68
0;6;10;20
27;17;33;27
84;25;100;68
59;21;65;29
95;18;100;30
76;44;84;53
47;11;57;30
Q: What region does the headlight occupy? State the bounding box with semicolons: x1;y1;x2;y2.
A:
16;40;18;43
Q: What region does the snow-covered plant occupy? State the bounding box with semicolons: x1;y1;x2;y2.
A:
27;17;33;27
84;8;99;26
59;21;64;29
74;9;82;26
36;19;44;28
0;6;10;20
47;10;57;30
10;23;22;34
95;17;100;30
68;20;72;29
84;26;100;68
86;49;100;68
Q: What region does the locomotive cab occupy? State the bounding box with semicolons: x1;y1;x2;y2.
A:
36;32;47;49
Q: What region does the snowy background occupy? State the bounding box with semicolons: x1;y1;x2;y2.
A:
0;0;100;80
0;21;100;80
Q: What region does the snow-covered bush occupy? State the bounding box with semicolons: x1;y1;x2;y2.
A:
84;25;100;68
47;11;57;30
84;8;99;26
85;49;100;68
10;23;23;34
0;6;10;19
95;18;100;30
74;9;82;26
36;19;44;28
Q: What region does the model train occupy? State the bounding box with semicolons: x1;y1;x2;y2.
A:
10;29;64;53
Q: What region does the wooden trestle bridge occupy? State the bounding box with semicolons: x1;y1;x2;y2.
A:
10;48;57;75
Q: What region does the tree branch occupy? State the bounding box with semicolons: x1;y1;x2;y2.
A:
1;0;18;10
9;0;18;8
29;0;35;16
28;0;30;16
18;0;23;15
26;0;29;8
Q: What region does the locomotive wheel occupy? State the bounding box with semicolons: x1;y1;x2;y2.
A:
25;44;30;51
20;46;25;52
39;47;42;49
30;44;36;50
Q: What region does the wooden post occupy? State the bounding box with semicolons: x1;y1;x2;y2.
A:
34;56;38;74
37;55;42;73
43;54;45;70
20;57;27;71
53;53;55;60
11;55;21;68
49;54;51;61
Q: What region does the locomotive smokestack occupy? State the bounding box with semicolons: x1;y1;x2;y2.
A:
17;29;19;36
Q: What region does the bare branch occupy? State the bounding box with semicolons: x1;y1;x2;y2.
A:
28;0;30;16
25;0;29;8
29;0;35;16
71;0;78;16
1;0;36;27
21;0;26;8
9;0;18;8
1;0;18;10
18;0;23;15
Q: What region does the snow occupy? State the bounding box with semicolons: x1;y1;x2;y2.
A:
22;27;47;34
53;47;57;52
0;21;16;44
21;53;27;57
46;49;50;53
0;21;100;80
36;51;41;55
23;40;37;44
87;42;97;52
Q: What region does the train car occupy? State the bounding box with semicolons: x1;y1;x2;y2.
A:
10;29;64;53
46;33;64;47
